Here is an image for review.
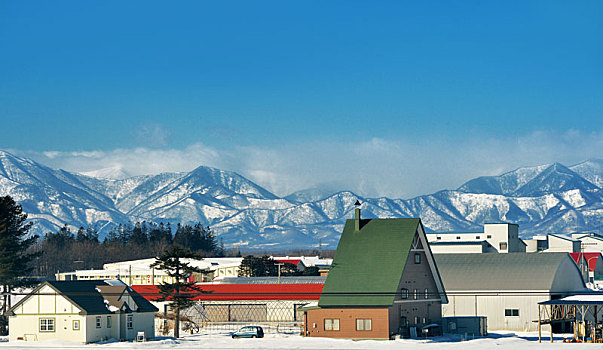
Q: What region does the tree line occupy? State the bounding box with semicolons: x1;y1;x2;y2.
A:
31;220;227;278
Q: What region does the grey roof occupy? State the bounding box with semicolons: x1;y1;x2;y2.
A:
220;276;327;284
434;253;585;292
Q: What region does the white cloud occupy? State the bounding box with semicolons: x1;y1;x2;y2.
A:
14;129;603;199
134;123;172;147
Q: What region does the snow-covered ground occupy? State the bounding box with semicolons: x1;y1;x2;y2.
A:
0;331;601;349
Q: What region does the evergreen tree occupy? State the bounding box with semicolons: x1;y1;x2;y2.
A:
0;196;39;335
150;245;208;338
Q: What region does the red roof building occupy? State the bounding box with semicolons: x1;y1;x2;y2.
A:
570;252;603;282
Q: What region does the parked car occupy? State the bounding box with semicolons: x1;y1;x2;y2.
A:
231;326;264;339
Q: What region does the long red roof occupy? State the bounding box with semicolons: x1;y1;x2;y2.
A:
570;252;602;272
132;283;323;301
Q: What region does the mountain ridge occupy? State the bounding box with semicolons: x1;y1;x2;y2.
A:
0;150;601;249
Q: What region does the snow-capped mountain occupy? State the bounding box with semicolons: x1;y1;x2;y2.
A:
0;149;602;249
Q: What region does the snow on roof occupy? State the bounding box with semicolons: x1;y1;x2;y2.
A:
540;293;603;305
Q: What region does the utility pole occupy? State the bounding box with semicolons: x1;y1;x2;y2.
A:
275;262;284;284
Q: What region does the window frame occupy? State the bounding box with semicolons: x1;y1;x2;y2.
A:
504;309;519;317
95;316;102;328
39;318;55;332
499;242;508;250
414;253;421;264
324;318;340;331
400;288;409;299
356;318;372;331
107;315;112;328
127;314;133;329
424;288;429;299
413;289;418;300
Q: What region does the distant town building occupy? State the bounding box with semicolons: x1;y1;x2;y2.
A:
524;234;581;253
572;233;603;253
304;209;447;339
7;280;157;343
427;223;526;254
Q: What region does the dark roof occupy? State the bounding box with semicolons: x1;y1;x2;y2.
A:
9;280;158;315
318;218;420;307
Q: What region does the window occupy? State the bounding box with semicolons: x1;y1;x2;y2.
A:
436;237;441;240
400;288;409;299
324;318;340;331
400;316;408;326
476;236;480;239
499;242;508;250
40;318;55;332
424;288;429;299
107;316;111;328
423;317;429;324
414;253;421;264
487;235;492;239
72;320;80;330
127;314;133;329
356;319;372;331
96;316;101;328
456;236;461;240
414;316;420;325
414;289;418;300
505;309;519;317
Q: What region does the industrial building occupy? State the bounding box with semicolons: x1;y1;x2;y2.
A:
435;253;587;331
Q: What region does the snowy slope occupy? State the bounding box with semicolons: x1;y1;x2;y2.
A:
0;150;602;249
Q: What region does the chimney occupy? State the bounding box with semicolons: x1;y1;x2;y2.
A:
354;200;361;232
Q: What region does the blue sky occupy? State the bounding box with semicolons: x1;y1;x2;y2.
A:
1;1;602;197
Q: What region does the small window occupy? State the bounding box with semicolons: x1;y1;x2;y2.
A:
423;317;428;324
72;320;80;330
505;309;519;317
414;253;421;264
96;316;101;328
424;288;429;299
476;236;480;239
414;316;420;325
107;316;111;328
127;314;133;329
400;288;409;299
487;235;492;239
456;236;461;240
356;318;372;331
40;318;55;332
499;242;508;250
414;289;418;300
400;316;408;326
324;318;340;331
436;237;441;240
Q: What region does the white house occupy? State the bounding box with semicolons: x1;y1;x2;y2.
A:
434;253;586;332
7;280;157;343
426;223;526;254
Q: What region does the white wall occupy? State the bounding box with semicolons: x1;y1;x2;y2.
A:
442;293;549;331
430;244;486;254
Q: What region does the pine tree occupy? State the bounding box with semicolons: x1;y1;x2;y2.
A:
0;196;39;335
150;245;207;338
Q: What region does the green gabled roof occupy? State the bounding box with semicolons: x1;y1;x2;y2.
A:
319;218;420;307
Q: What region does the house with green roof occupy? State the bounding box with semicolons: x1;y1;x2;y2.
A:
304;208;447;339
7;280;158;343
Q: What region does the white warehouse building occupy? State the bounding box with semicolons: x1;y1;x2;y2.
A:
434;253;587;332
